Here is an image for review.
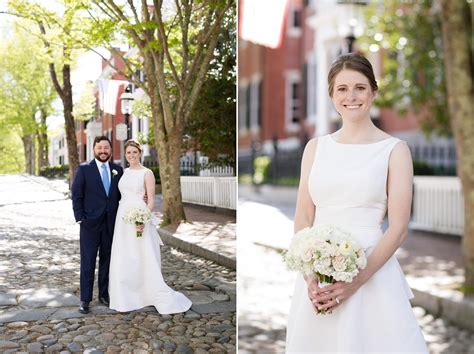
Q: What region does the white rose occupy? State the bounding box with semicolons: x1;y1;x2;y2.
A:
301;249;313;262
332;255;347;272
338;240;354;256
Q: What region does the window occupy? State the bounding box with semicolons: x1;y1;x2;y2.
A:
287;4;302;37
238;84;248;132
249;77;262;131
291;82;301;124
285;70;302;130
245;86;251;130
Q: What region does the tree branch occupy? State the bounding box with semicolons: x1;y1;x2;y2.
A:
184;2;231;119
38;21;65;101
153;0;183;90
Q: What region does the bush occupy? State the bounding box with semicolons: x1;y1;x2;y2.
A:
238;173;252;184
253;156;271;185
147;166;161;184
39;165;69;179
413;160;435;175
412;160;456;176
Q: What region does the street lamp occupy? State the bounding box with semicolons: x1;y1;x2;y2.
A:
120;84;134;140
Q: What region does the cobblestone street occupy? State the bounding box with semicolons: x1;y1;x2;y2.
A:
238;196;474;354
0;175;236;353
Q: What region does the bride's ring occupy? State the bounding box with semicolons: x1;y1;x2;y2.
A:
335;297;340;304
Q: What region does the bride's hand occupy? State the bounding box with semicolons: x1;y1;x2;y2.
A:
313;271;368;312
305;276;321;314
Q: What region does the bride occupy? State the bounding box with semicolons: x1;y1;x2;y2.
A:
109;139;192;314
286;53;428;353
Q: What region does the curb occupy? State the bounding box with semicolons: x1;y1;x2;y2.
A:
158;228;236;270
410;288;474;332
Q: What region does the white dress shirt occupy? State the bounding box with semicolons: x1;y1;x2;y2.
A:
95;158;111;183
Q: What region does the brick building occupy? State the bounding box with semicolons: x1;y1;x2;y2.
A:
238;0;456;176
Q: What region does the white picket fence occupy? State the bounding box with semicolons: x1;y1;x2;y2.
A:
180;177;237;210
411;176;464;235
199;165;234;177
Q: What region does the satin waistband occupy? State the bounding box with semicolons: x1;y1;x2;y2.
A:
315;206;385;228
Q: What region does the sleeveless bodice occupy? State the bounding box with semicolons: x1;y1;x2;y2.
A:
308;134;402;249
118;168;148;205
309;134;401;227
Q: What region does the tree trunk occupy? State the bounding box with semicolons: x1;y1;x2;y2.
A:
36;109;49;172
440;0;474;290
150;96;186;226
21;134;35;175
61;64;79;186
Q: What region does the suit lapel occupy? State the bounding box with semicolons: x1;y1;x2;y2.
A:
108;162;120;193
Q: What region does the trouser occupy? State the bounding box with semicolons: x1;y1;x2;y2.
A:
79;214;113;302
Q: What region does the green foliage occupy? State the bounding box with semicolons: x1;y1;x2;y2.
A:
0;20;56;172
273;177;300;187
184;76;236;165
412;160;456;176
412;160;435;175
360;0;450;136
238;173;253;185
253;156;271;185
184;6;236;167
0;133;25;174
147;166;161;184
39;165;69;178
74;80;96;120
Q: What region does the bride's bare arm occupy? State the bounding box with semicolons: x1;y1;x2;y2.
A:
316;141;414;310
294;138;319;309
294;138;317;234
144;170;156;211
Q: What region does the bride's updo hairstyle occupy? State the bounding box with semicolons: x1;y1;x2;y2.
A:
327;53;378;97
124;139;142;153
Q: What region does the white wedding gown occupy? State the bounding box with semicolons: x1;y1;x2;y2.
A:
109;168;192;314
286;135;428;353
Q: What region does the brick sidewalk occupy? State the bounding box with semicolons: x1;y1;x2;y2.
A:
152;195;236;269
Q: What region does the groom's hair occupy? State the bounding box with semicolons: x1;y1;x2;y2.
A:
93;136;112;148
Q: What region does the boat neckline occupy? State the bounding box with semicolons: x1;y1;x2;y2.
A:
328;134;395;145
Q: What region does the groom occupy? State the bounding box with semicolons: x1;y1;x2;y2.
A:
71;136;123;314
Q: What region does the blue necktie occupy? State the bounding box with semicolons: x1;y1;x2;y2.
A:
101;164;110;196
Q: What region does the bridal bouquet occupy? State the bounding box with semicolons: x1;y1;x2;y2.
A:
123;208;152;237
284;224;367;313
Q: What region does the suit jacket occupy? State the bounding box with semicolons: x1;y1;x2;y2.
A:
71;160;123;229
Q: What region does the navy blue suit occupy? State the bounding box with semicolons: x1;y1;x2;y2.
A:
71;160;123;302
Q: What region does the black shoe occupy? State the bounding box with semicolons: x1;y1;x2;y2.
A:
79;301;89;314
99;296;110;307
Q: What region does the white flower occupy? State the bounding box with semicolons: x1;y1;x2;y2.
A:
338;240;354;256
332;255;347;272
284;224;365;284
301;249;313;262
123;207;152;225
112;169;118;177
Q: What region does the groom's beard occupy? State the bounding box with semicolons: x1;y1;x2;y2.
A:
94;152;111;163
